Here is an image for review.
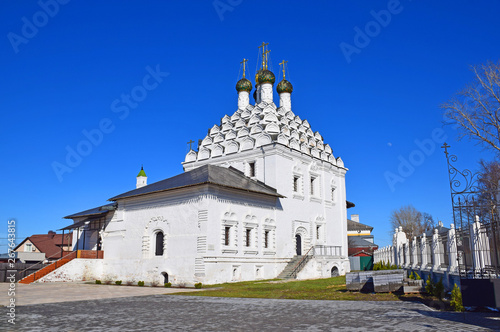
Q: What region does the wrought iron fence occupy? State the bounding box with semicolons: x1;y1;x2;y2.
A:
442;143;500;278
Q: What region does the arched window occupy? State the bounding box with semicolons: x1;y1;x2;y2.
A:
155;232;164;256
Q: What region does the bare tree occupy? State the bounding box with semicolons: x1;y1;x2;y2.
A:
390;205;435;239
476;159;500;221
441;60;500;154
478;159;500;200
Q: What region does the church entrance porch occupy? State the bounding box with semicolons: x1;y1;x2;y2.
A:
295;234;302;256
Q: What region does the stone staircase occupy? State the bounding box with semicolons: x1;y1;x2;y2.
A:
277;255;311;279
19;252;77;284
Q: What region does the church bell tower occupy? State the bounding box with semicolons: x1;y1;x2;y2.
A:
136;166;147;189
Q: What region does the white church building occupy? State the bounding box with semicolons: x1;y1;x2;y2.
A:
61;45;351;285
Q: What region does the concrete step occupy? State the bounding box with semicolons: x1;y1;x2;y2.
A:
277;255;311;279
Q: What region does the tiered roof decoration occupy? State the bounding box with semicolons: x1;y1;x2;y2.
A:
185;100;343;167
184;43;344;168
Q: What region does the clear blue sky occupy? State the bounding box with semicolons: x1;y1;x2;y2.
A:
1;0;500;251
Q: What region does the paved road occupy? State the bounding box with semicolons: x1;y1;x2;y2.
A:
0;282;200;306
2;294;499;331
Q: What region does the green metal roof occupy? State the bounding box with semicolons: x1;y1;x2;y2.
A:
137;167;147;177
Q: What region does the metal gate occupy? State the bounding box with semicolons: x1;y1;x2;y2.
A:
443;143;500;278
443;144;500;307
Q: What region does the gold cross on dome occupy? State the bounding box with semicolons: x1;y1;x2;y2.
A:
240;58;248;78
279;60;288;79
264;50;271;69
187;140;194;150
258;42;269;69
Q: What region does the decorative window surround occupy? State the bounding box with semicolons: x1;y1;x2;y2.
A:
264;230;270;249
310;196;322;203
331;186;337;203
232;265;241;281
293;175;300;192
245;228;252;247
308;170;322;202
262;224;276;250
247;161;256;178
243;223;258;251
222;218;238;252
243;222;259;228
315;216;326;244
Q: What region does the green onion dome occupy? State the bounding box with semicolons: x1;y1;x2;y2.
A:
236;78;252;92
276;79;293;94
257;69;276;85
255;69;263;84
137;166;146;177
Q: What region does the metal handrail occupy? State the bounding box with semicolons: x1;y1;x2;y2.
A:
18;250;76;280
290;246;314;278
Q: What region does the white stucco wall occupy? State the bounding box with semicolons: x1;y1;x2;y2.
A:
296;256;350;280
35;259;103;283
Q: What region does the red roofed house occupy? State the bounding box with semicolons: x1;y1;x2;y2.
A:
13;231;73;263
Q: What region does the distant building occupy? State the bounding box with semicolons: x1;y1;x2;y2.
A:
347;214;378;270
13;231;72;263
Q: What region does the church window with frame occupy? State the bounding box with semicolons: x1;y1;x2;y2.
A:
310;176;316;196
262;225;276;252
222;217;238;253
293;176;299;192
331;187;336;201
316;226;320;240
249;162;256;177
155;231;164;256
245;228;252;247
25;243;32;252
224;226;230;246
264;230;269;248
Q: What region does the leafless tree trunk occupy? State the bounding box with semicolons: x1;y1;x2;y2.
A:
441;61;500;154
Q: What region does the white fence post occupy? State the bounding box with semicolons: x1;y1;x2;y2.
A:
432;228;441;270
420;233;427;267
448;223;458;272
471;215;491;273
412;237;418;268
404;240;410;268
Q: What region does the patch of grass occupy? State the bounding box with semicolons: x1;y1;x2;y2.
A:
171;276;408;301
